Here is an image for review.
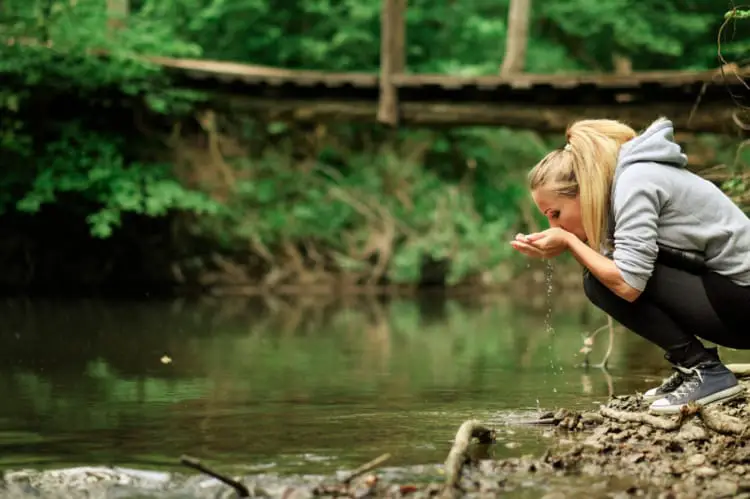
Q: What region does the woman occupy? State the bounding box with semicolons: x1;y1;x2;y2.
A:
511;117;750;414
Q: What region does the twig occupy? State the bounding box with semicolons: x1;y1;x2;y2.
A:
594;315;616;369
180;454;250;498
580;318;617;369
698;404;748;436
717;8;750;112
580;324;608;367
599;405;697;432
727;363;750;378
442;420;495;494
600;364;615;399
686;82;708;128
341;453;391;485
518;417;557;425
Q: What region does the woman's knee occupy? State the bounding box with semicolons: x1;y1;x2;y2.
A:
583;271;609;307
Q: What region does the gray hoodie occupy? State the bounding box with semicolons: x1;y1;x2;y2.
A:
609;118;750;291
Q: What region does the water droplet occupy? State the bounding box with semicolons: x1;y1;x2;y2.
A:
543;260;557;370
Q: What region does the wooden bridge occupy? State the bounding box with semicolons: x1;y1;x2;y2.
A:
146;0;750;135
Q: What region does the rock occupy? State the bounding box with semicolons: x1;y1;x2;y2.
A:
637;425;652;438
685;454;706;468
710;479;739;497
676;423;708;443
478;460;495;475
283;487;314;499
478;478;500;493
693;466;719;478
580;412;604;425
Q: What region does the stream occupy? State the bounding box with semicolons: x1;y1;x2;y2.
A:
0;293;747;496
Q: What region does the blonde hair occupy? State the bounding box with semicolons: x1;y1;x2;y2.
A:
528;118;640;252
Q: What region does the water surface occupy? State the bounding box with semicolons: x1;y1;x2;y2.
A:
0;293;743;477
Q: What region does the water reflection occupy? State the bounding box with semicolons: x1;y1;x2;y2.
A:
0;294;743;475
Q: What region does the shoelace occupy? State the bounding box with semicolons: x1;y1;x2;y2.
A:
666;366;705;402
659;369;688;392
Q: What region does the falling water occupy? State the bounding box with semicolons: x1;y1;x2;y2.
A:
543;259;563;373
543;259;555;335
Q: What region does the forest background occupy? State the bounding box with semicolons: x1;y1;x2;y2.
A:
0;0;747;295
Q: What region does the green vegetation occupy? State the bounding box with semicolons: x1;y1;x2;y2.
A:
0;0;746;289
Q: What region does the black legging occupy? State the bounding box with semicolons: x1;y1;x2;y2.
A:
584;261;750;367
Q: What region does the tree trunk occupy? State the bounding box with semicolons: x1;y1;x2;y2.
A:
500;0;531;75
107;0;129;31
613;53;633;75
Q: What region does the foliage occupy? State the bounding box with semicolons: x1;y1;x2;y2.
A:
0;0;745;286
201;126;548;285
0;0;215;238
148;0;729;73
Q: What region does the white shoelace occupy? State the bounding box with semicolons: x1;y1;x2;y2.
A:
666;366;705;401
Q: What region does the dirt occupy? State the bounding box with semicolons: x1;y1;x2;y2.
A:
4;384;750;499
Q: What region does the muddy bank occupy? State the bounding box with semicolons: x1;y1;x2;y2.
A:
5;382;750;499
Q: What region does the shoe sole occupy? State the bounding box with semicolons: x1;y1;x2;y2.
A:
643;387;685;402
642;391;668;403
648;385;746;414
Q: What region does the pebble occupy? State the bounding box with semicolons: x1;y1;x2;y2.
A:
637;425;652;438
676;423;708;443
686;454;706;468
693;466;719;478
541;492;567;499
711;479;739;497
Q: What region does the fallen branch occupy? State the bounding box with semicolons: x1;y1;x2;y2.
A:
341;453;391;485
442;419;495;495
599;405;697;432
599;315;616;368
727;364;750;378
698;404;748;436
179;454;250;498
312;453;392;496
579;317;617;369
518;417;557;425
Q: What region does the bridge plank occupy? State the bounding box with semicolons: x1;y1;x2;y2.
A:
149;55;748;94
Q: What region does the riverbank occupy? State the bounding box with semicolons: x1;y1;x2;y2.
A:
0;201;589;297
4;381;750;499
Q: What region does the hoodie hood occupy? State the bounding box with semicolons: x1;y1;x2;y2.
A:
604;118;688;253
616;118;688;174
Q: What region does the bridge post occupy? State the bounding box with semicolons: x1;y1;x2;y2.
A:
377;0;406;126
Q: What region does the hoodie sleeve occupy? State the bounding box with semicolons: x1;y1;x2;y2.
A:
611;164;669;291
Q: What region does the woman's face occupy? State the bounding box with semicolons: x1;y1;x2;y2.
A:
531;187;586;242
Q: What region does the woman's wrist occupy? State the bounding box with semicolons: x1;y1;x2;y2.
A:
563;230;578;250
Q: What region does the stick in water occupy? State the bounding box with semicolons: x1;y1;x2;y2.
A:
180;454;250;498
341;453;391;484
442;420;495;492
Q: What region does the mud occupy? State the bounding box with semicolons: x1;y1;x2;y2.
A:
4;385;750;499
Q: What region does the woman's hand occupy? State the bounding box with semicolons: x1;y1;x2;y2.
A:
510;228;572;259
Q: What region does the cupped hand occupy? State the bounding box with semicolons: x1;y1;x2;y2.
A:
510;228;572;259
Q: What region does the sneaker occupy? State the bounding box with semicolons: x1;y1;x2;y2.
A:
642;365;694;402
649;361;745;414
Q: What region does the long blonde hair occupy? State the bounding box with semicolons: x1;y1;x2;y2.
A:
528;119;639;252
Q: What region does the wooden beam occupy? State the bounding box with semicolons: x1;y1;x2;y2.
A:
377;0;406;126
214;95;746;135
